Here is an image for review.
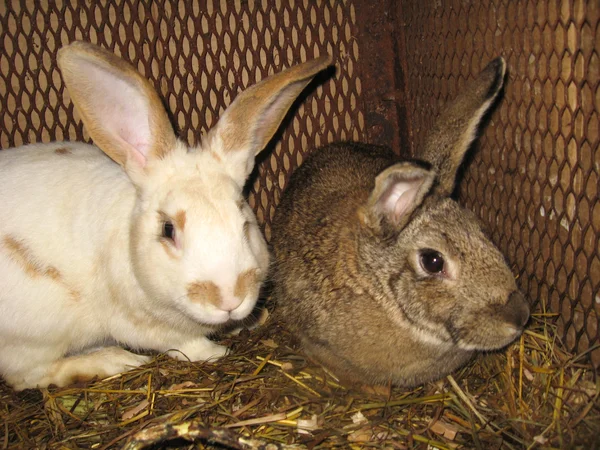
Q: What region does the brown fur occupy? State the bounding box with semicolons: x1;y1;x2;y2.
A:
210;150;223;162
271;58;529;387
3;235;49;278
187;281;222;307
421;58;506;196
219;54;332;156
174;210;186;231
2;236;80;301
234;268;258;300
54;147;72;155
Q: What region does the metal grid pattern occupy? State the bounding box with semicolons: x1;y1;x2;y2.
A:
0;0;365;241
1;0;598;362
399;0;599;363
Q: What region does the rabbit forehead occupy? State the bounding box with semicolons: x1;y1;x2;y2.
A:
408;199;486;246
141;145;243;211
404;201;503;267
157;172;244;227
143;141;242;184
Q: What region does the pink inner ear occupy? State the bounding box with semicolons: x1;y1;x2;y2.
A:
382;180;421;222
81;62;152;167
393;188;419;221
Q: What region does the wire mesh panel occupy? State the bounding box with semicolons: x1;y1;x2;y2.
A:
1;0;598;364
398;0;599;364
0;0;366;241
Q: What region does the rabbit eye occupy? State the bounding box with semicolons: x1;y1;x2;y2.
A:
419;249;445;274
162;221;175;241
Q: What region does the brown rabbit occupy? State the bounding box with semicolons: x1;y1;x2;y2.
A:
271;58;530;387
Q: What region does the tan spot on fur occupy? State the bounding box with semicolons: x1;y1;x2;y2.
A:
188;281;222;307
160;239;177;259
66;288;80;302
175;210;186;231
3;236;47;278
2;235;80;301
210;150;223;162
54;147;72;155
46;266;61;280
234;268;258;300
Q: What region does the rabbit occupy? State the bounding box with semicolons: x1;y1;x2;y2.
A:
0;41;332;390
271;57;530;387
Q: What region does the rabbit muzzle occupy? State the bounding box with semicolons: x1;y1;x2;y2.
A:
455;289;530;351
501;290;530;332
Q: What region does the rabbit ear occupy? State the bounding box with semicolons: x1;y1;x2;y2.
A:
209;54;333;185
418;57;506;197
57;42;177;173
360;163;435;235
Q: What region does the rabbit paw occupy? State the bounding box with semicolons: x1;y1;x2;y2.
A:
166;337;228;362
25;346;151;390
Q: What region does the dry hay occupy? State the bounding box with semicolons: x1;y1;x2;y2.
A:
1;306;598;449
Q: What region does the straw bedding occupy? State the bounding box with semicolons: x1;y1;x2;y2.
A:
1;303;598;449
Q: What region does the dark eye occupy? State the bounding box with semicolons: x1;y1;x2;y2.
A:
419;249;445;274
162;221;175;241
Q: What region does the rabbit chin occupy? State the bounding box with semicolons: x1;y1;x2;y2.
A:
456;323;525;351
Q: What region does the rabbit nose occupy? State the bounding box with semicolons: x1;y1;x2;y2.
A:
502;291;530;329
219;296;243;312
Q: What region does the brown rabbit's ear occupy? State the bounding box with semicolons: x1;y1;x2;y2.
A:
57;42;176;173
418;57;506;197
359;162;435;235
209;54;333;185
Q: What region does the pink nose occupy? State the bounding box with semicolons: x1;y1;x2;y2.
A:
219;296;243;312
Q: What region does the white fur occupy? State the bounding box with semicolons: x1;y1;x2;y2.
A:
0;42;328;390
0;140;264;389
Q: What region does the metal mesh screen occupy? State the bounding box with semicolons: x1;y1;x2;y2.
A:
1;0;598;363
0;0;366;241
398;0;599;364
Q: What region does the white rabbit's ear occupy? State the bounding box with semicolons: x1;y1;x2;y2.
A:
209;54;333;185
57;41;176;173
360;163;435;236
418;57;506;197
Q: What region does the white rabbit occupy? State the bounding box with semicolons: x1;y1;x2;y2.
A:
0;41;332;390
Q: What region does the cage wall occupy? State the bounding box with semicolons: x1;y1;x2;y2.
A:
0;0;598;364
395;0;599;364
